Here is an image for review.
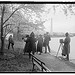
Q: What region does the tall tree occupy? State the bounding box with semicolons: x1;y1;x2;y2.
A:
0;4;46;55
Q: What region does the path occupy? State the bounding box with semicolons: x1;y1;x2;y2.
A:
34;52;75;72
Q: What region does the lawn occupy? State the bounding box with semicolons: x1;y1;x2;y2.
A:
0;39;39;72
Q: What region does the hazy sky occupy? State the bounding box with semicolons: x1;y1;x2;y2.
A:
43;4;75;33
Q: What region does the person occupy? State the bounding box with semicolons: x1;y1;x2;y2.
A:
22;35;29;55
8;35;14;50
29;32;37;55
43;32;51;53
25;32;37;59
37;34;43;55
62;32;71;61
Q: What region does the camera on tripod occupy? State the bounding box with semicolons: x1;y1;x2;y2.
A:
56;39;64;57
59;39;63;43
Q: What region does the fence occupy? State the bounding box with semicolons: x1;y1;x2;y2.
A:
31;53;51;72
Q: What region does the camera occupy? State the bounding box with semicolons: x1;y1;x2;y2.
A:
60;39;63;43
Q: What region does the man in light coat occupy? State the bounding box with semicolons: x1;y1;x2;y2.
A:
62;32;71;61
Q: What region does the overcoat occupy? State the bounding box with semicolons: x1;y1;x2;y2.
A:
24;38;29;53
62;36;70;56
25;35;36;54
37;36;43;52
43;34;51;46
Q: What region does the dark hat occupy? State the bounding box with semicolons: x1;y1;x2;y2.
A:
30;32;35;37
26;35;29;37
65;32;69;36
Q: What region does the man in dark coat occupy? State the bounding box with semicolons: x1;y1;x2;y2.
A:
62;32;71;61
37;34;43;55
43;32;51;53
8;35;14;50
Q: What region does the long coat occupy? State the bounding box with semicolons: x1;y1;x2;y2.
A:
62;36;71;56
26;36;37;53
37;36;43;52
43;34;51;46
24;38;29;53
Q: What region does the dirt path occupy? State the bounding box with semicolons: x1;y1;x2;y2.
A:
35;53;75;72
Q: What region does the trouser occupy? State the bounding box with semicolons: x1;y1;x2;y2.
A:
29;52;31;59
66;53;69;60
45;44;50;53
8;42;14;50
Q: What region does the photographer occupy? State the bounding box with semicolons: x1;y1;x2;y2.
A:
62;32;71;61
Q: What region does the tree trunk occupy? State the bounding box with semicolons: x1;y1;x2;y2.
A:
0;5;5;55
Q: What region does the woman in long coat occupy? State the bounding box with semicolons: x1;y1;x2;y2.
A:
62;32;71;61
37;34;43;55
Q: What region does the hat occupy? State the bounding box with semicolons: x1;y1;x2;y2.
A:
65;32;69;36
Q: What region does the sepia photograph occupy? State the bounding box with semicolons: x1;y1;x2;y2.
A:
0;1;75;73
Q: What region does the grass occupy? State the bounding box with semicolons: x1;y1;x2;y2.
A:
0;39;40;72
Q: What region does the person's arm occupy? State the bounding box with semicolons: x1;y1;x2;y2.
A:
22;38;27;42
49;36;51;41
63;38;68;44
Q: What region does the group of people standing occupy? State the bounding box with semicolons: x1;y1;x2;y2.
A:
7;31;71;61
22;32;51;59
23;32;71;61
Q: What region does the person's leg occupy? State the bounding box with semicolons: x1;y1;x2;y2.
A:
45;45;47;53
48;44;50;52
8;42;10;49
40;46;42;54
11;43;14;51
32;51;35;55
66;53;69;61
29;52;31;59
39;46;41;55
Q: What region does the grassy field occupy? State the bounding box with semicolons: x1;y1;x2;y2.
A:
0;39;40;72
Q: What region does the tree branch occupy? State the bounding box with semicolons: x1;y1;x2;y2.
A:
3;24;15;28
4;29;13;38
3;8;20;26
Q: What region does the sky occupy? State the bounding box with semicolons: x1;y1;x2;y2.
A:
43;4;75;33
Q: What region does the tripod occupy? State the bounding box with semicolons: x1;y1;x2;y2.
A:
56;43;63;57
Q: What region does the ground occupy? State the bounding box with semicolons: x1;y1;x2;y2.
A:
0;40;39;72
1;40;75;72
